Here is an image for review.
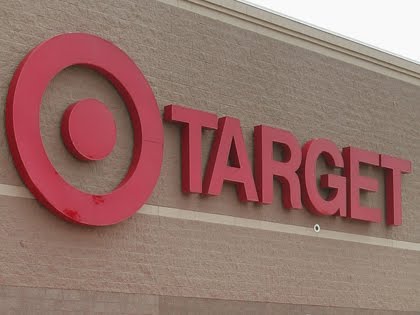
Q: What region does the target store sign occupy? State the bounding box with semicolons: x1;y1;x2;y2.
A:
6;33;412;226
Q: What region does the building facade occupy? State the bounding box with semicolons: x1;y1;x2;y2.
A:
0;0;419;314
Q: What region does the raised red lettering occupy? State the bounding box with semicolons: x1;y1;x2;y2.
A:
254;125;302;209
203;117;258;202
164;104;218;193
343;147;380;223
301;139;346;216
380;154;412;225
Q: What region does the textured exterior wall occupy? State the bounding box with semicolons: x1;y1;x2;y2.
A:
2;285;418;315
0;0;418;313
0;285;158;314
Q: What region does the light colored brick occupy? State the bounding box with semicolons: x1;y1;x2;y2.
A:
0;0;417;313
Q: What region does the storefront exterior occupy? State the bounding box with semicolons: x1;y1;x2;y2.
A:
0;0;419;314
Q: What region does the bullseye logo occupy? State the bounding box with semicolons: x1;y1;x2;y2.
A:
6;33;164;226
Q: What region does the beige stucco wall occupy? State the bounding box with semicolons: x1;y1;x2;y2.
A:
0;0;419;313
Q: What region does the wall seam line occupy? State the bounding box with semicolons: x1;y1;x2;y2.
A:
1;183;418;252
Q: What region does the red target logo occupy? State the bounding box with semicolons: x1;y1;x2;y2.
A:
6;33;164;226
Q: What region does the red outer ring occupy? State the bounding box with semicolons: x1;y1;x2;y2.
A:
6;33;164;226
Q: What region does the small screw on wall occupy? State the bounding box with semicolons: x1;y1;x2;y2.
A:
313;224;321;233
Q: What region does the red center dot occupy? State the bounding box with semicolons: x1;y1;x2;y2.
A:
61;98;116;161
